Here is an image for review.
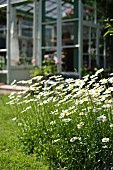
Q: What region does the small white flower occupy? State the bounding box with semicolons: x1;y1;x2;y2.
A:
103;87;113;94
52;139;60;143
99;78;108;84
75;79;85;88
90;74;97;79
12;117;16;121
17;80;27;84
18;123;22;126
79;112;86;116
83;75;89;82
77;122;85;129
109;77;113;83
65;78;74;83
31;75;43;81
110;124;113;128
102;145;108;149
21;106;32;113
62;118;71;122
102;104;111;108
70;136;81;142
102;137;109;143
97;115;106;122
95;68;104;75
50;120;56;125
11;79;16;85
59;110;68;118
92;109;98;113
107;99;113;104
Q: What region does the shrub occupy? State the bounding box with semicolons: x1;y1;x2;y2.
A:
8;68;113;169
30;54;58;77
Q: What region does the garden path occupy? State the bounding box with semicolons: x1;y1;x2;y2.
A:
0;83;28;94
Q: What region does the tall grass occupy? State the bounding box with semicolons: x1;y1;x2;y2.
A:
8;68;113;169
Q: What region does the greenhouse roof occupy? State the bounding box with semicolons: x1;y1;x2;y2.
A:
0;0;74;18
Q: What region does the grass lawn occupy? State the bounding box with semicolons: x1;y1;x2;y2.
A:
0;94;50;170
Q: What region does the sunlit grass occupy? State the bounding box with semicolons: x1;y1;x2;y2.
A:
0;94;50;170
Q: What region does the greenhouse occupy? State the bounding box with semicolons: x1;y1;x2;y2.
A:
0;0;106;84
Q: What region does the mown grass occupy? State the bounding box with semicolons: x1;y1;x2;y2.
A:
0;94;50;170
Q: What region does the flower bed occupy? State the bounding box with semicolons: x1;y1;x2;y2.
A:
8;68;113;169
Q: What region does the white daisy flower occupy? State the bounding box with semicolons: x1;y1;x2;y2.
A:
95;68;104;75
75;79;85;88
109;77;113;83
62;118;71;122
50;120;56;125
102;137;109;143
18;123;22;126
12;117;16;121
77;122;85;129
11;79;16;85
99;78;108;84
110;124;113;128
21;106;32;113
70;136;81;142
97;115;106;122
102;145;108;149
52;139;60;143
59;110;68;118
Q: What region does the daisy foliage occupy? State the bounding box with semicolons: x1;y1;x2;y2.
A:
8;69;113;169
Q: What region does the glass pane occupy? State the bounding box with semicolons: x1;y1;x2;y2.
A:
45;24;57;48
21;20;33;37
0;41;6;70
42;23;57;49
83;26;90;67
83;3;95;21
62;21;75;72
19;37;33;65
61;0;74;20
91;28;96;67
61;47;74;72
45;0;57;21
83;26;97;69
62;22;74;45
